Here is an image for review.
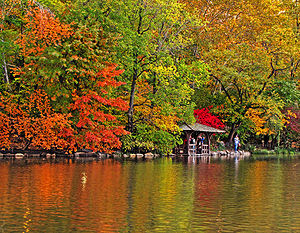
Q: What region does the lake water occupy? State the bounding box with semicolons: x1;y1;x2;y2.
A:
0;156;299;232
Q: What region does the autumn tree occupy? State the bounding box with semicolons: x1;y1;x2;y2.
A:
194;107;224;129
183;0;299;145
26;0;129;152
0;0;25;90
0;0;129;152
0;90;73;150
282;107;299;148
86;0;208;153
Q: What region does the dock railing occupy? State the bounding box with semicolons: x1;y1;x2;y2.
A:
201;144;209;154
189;143;196;155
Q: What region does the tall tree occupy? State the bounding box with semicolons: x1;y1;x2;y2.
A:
0;0;129;152
96;0;208;153
183;0;299;144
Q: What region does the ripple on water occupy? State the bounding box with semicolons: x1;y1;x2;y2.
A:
0;157;299;232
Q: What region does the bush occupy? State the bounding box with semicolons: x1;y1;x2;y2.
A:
244;144;256;153
217;141;226;151
252;149;271;155
274;147;293;155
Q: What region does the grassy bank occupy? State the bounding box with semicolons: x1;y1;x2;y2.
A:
250;148;299;160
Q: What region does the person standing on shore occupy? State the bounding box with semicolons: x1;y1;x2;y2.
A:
234;135;240;152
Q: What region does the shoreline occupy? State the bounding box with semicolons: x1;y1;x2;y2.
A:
0;150;298;161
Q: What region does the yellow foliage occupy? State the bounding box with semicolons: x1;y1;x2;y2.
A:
246;108;270;135
134;80;180;133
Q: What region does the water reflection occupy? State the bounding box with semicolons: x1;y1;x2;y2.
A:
0;157;299;232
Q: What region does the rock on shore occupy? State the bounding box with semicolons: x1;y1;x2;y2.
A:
210;150;251;158
0;151;159;160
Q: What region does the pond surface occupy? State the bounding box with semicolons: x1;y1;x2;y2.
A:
0;156;299;232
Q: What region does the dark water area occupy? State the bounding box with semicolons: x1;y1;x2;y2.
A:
0;156;299;232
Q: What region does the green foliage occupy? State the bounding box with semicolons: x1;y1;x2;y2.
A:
35;0;66;12
187;0;299;145
244;144;256;153
90;0;207;152
271;80;300;106
122;123;182;155
252;149;271;155
1;0;298;153
274;147;296;155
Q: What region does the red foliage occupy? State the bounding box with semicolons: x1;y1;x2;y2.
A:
194;107;225;129
0;2;129;153
0;65;129;152
285;107;299;133
70;64;129;153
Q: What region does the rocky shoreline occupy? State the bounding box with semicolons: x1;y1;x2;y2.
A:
211;150;251;158
0;151;161;160
0;150;252;160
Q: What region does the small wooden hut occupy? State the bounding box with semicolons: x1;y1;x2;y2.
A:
175;123;225;156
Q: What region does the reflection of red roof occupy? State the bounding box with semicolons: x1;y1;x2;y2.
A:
180;123;225;133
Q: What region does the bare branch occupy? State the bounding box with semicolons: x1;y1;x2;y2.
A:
210;74;234;104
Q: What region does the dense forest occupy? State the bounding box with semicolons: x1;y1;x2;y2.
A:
0;0;299;154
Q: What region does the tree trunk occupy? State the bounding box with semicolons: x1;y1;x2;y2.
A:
264;135;269;149
127;56;138;132
151;71;157;108
1;40;11;90
2;56;9;84
227;123;238;145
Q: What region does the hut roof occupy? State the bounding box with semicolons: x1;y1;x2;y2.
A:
180;123;225;133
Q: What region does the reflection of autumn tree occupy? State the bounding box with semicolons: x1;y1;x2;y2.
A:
0;160;129;232
248;161;269;215
192;162;224;231
0;163;34;232
0;159;299;232
194;163;224;205
67;160;128;232
245;161;297;232
33;162;75;205
125;158;195;232
281;161;300;229
0;163;9;221
0;163;9;195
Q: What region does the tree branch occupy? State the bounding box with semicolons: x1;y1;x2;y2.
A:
210;74;234;104
255;59;276;98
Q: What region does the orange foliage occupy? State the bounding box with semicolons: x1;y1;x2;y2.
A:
245;108;269;135
17;1;72;56
0;2;128;153
14;1;72;76
0;78;128;152
0;111;10;149
0;90;73;151
70;64;129;153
